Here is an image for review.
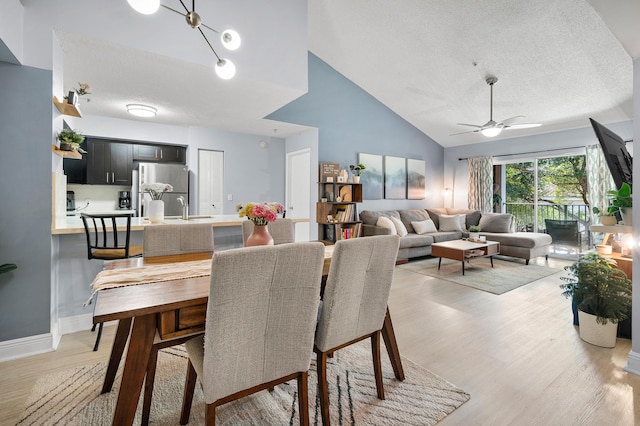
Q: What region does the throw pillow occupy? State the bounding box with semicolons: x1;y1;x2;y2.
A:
389;216;409;237
438;214;464;232
412;219;438;234
478;213;514;233
376;216;397;235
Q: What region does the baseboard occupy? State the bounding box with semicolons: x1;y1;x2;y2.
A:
624;350;640;376
58;313;94;335
0;333;54;362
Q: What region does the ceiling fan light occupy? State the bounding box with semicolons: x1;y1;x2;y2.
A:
481;127;503;137
215;59;236;79
126;104;157;118
127;0;160;15
221;29;241;50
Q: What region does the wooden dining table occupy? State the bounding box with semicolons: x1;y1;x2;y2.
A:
93;248;406;426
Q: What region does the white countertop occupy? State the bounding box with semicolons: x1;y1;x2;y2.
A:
52;215;309;235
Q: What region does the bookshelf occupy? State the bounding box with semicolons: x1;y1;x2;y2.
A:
317;180;363;243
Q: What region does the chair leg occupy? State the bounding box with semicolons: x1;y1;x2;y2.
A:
205;403;217;426
92;322;103;351
297;371;310;426
142;345;160;426
317;350;331;426
180;360;198;425
371;331;385;400
91;323;97;332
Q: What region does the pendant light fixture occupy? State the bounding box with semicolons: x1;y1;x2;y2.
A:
128;0;241;79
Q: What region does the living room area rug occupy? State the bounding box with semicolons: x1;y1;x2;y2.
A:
17;342;469;426
397;256;561;295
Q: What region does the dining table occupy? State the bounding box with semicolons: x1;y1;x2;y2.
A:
93;246;406;426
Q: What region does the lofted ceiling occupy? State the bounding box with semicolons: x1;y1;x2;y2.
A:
58;0;639;147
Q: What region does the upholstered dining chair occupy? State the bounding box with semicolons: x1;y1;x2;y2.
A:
241;218;296;246
141;222;214;426
179;242;325;426
81;213;143;351
314;234;400;426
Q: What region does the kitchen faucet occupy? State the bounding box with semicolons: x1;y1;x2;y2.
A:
177;196;188;220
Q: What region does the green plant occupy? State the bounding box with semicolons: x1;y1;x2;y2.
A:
0;263;17;274
469;225;481;232
349;163;366;176
57;128;85;146
606;182;632;215
560;252;631;324
592;206;614;217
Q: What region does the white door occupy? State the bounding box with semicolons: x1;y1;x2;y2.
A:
286;149;311;241
198;149;224;216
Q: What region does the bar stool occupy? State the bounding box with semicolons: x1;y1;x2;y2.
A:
81;213;143;351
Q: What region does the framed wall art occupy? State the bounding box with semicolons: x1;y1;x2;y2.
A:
407;158;426;199
384;155;406;199
357;153;383;200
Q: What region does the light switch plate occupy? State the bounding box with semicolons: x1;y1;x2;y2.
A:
227;194;233;201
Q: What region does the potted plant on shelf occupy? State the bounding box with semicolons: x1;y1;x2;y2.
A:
349;163;366;183
57;128;85;152
560;252;632;348
592;206;617;226
468;225;481;241
607;182;632;226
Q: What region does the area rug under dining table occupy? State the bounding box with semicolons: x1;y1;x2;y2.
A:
397;256;561;295
17;341;469;425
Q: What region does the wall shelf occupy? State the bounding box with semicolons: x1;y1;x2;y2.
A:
52;144;82;159
53;96;82;118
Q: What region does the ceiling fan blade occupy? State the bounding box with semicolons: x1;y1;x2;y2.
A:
450;129;480;136
500;115;526;125
456;123;483;129
505;123;542;129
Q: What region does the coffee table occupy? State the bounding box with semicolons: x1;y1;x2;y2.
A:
431;239;500;275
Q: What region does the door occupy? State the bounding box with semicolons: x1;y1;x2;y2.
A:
286;149;311;241
198;150;224;216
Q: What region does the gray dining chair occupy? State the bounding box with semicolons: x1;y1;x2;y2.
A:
179;242;325;425
141;222;214;425
81;213;143;351
241;218;296;246
314;234;400;426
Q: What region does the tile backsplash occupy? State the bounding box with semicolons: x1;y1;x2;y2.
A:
67;184;131;212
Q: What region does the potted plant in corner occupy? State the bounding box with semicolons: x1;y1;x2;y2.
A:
592;206;617;226
349;163;366;183
560;252;632;348
607;182;632;226
57;128;85;152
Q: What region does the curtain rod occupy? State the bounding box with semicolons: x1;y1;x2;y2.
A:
458;139;633;161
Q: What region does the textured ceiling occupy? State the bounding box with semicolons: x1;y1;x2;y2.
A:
58;0;639;147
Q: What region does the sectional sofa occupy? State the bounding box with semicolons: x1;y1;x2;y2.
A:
360;207;552;264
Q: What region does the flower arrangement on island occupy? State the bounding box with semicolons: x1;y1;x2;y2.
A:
237;202;284;226
142;182;173;200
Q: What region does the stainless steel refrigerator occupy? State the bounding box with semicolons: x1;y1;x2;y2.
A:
133;163;189;217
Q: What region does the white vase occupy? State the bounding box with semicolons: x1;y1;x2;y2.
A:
469;232;480;241
148;200;165;223
353;176;360;183
620;207;633;226
577;310;618;348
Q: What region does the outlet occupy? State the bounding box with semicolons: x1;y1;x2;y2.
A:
227;194;233;201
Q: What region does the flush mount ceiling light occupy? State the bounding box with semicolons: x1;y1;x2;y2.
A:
128;0;241;79
126;104;157;118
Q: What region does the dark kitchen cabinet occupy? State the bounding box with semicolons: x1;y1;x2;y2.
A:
133;143;186;163
87;139;133;185
63;152;87;184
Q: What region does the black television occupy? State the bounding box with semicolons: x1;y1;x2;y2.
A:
589;118;632;191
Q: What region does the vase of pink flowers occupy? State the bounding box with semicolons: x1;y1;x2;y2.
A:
237;202;284;246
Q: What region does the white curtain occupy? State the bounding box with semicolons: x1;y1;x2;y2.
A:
468;156;493;212
585;144;616;221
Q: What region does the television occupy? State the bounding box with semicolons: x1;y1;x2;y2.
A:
589;118;632;191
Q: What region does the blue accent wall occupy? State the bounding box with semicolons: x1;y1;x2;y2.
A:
0;63;52;340
268;53;445;211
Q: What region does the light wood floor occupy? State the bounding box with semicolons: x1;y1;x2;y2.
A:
1;256;638;425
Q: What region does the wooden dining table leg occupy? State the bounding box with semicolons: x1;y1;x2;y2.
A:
111;314;156;426
101;318;132;394
381;307;405;381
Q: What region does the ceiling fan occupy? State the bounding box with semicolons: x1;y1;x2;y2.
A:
451;76;541;137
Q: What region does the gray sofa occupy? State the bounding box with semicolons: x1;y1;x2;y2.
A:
360;207;552;264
